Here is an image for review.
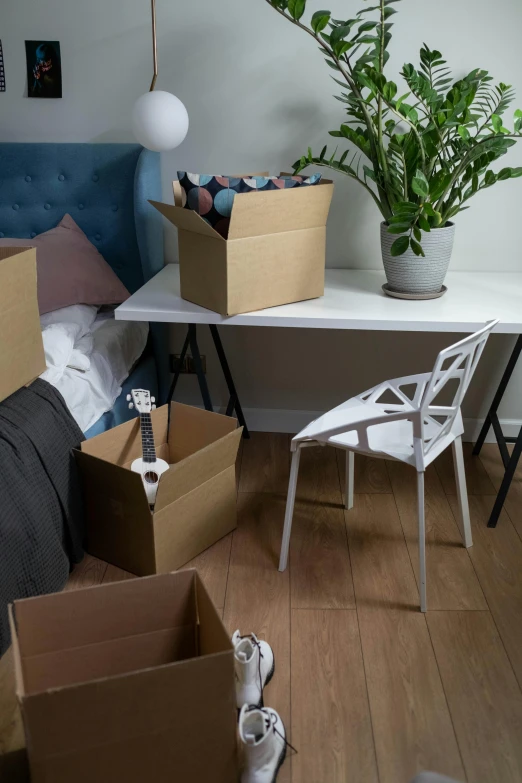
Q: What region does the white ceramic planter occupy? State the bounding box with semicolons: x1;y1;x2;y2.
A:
380;221;455;296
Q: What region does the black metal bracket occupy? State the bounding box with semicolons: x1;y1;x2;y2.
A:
167;323;250;439
473;334;522;527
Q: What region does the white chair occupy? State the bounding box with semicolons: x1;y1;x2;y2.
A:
279;320;499;612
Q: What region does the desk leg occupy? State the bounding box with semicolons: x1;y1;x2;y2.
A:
188;324;213;412
167;323;249;438
473;335;522;456
209;325;250;439
472;334;522;528
487;428;522;527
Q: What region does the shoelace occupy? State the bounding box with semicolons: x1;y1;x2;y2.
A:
244;705;298;756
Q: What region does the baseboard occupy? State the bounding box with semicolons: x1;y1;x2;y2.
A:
234;406;521;443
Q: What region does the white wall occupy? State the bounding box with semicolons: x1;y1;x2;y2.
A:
1;0;522;430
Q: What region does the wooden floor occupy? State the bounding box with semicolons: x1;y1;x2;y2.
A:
2;435;522;782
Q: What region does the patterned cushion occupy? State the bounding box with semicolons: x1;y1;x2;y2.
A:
177;172;322;238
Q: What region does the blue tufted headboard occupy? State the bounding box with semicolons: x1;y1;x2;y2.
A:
0;142;164;291
0;142;169;398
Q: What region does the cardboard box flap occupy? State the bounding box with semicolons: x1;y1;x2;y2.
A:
195;575;232;656
155;427;241;512
0;248;46;404
80;405;169;466
8;604;25;698
168;402;238;463
22;625;197;694
150;200;224;240
227;180;334;240
13;570;197;658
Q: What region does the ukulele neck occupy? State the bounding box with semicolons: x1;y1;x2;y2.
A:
139;413;157;463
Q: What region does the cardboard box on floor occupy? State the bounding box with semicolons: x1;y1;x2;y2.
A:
8;569;238;783
0;247;45;404
150;176;334;316
74;402;242;575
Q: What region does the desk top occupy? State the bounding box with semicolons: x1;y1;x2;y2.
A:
116;264;522;334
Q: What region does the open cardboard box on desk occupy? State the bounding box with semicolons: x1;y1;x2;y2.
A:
0;247;45;403
8;569;238;783
74;402;242;575
151;176;334;316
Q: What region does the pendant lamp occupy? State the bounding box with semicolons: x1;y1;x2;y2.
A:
132;0;189;152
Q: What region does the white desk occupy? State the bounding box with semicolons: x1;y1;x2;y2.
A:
116;264;522;334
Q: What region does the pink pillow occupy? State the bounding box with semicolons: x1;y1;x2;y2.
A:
0;214;130;314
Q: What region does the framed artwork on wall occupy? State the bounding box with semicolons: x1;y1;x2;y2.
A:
25;40;62;98
0;41;5;92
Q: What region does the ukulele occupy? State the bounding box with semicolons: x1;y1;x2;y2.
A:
127;389;169;506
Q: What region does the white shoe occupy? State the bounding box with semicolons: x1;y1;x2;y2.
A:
232;630;275;709
239;705;287;783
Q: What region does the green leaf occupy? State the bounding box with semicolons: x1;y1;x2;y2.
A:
498;167;512;180
422;203;437;217
412;169;429;199
383;81;397;102
515;109;522;119
390;235;410;256
458;125;471;141
484;170;496;186
363;165;377;182
387;223;412;234
410;238;425;257
394;201;419;213
311;10;331;33
511;167;522;178
491;114;502;133
413;225;422;242
358;20;378;33
383;6;397;18
418;215;431;232
472;173;479;192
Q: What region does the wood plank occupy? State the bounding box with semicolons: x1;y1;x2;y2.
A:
346;493;418;610
427;610;522;783
65;554;108;590
291;446;354;609
435;440;496;496
238;432;290;495
358;607;465;783
183;532;232;609
447;494;522;687
291;609;378;783
102;563;137;583
388;461;487;610
479;443;522;538
337;451;392;498
223;492;291;783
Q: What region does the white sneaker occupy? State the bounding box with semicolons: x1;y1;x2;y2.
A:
238;705;287;783
232;630;275;709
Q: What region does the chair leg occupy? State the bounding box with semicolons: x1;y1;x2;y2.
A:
279;447;301;572
452;436;473;548
417;471;427;613
345;450;354;510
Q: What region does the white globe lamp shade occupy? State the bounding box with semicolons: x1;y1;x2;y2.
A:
132;90;189;152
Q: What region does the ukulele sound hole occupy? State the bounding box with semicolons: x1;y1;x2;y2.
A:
144;471;159;485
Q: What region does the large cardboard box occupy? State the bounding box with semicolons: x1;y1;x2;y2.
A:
9;569;238;783
74;402;242;575
151;178;334;315
0;247;45;403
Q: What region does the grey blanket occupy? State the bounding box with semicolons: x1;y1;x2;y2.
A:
0;379;85;654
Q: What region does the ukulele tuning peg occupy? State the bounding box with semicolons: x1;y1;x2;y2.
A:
126;394;131;402
128;402;134;409
151;404;156;410
151;396;155;403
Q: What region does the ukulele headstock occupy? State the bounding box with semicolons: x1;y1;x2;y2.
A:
127;388;156;413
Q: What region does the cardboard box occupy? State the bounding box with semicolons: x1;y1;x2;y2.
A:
74;402;242;576
9;569;238;783
151;178;334;315
0;247;45;403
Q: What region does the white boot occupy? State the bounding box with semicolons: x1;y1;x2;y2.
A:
239;705;287;783
232;630;275;709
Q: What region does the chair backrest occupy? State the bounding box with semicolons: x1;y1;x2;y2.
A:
419;320;499;457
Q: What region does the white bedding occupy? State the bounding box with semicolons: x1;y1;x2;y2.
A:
40;304;148;432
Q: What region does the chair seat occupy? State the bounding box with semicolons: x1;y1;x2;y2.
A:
295;398;464;467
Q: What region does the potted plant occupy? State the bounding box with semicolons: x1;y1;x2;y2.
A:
263;0;522;298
